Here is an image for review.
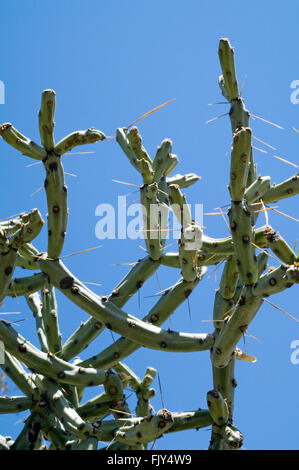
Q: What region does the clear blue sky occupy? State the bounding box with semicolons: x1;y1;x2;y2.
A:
1;0;299;450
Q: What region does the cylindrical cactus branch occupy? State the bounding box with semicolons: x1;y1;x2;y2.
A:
140;183;163;260
53;128;105;156
229;127;251;201
43;153;68;259
127;127;152;166
103;369;130;419
166;173;201;188
0;248;18;303
206;389;229;427
38;89;56;151
261;172;299;204
212;286;263;368
26;292;49;353
0;123;47;160
0;351;35;397
6;272;48;297
38;258;213;354
0;396;32;414
41;284;62;353
0;320;109;387
78;273;206;370
212;353;236;420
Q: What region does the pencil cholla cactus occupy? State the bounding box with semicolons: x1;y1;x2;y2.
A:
0;39;298;451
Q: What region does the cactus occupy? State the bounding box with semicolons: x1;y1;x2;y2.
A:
0;38;298;452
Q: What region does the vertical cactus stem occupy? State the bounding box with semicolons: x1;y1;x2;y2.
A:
78;274;206;370
168;184;192;227
229;127;251;201
136;158;154;184
212;286;263;368
219;256;239;300
140;183;162;260
104;369;130;419
152;139;173;182
41;284;62;353
218;38;239;101
212;353;236;421
0;123;47;160
116;127;141;171
127;126;152;165
43;153;67;259
0;248;18;303
206;390;229;427
229;98;250;134
39;89;56;151
213;290;235;331
166;173;201;188
53;128;105;156
262;173;299;204
228;201;258;285
26;292;49;353
179;224;203;282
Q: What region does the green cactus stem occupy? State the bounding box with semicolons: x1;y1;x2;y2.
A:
38;89;56;151
212;286;263;368
6;272;48;297
212;353;236;420
41;284;62;353
113;409;174;446
229;127;251;201
244;175;271;204
206;389;229;427
53;128;105;156
0;248;18;303
166;173;201;188
0;123;47;160
218;38;239;101
26;292;49;353
78;274;205;370
0;320;108;387
0;351;35;397
43;153;68;259
168;184;192;227
219;255;239;300
127;127;152;165
262;173;299;204
0;396;32;414
228;201;258;285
